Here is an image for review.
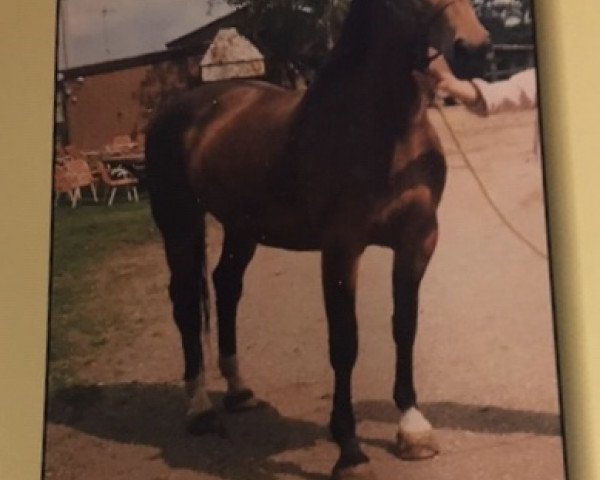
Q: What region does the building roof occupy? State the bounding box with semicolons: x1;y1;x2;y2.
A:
201;28;264;81
60;47;197;81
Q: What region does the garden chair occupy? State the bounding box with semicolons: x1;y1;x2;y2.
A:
65;155;98;204
54;164;78;208
96;161;139;206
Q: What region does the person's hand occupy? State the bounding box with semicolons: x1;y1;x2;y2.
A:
427;55;481;106
437;76;480;105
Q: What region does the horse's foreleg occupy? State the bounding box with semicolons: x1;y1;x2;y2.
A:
322;243;375;480
392;217;439;460
163;219;217;434
213;231;258;412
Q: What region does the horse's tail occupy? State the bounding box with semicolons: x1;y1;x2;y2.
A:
145;106;210;333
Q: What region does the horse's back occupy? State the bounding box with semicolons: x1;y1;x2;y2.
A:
146;80;299;154
147;80;302;182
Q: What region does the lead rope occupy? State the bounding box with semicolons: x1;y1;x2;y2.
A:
433;101;548;261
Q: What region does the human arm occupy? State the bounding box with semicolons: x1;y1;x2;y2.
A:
470;68;537;115
428;55;537;115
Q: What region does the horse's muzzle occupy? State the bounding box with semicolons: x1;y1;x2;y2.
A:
454;36;491;58
451;37;492;79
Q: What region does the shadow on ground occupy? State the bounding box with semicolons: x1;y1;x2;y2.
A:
47;382;329;480
46;383;561;480
355;399;561;456
355;400;561;436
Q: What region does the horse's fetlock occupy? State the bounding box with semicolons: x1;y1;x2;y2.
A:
218;355;239;378
393;390;416;411
330;412;356;444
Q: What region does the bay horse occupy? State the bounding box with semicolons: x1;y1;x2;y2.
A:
146;1;489;478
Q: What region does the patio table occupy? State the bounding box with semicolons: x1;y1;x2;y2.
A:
101;152;145;165
100;152;146;188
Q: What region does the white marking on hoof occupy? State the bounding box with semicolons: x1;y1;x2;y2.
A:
332;463;377;480
219;355;250;393
397;407;439;460
185;372;213;418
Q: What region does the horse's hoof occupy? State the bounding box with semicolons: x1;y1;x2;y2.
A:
331;463;377;480
223;388;261;412
396;429;439;460
187;409;221;435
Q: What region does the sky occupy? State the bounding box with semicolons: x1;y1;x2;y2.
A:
58;0;234;69
57;0;531;70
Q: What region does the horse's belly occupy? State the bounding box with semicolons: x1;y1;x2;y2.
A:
197;160;328;251
209;202;324;251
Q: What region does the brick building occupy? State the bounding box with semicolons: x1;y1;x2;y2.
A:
58;8;252;151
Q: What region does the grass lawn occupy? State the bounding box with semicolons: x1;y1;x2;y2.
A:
48;197;160;393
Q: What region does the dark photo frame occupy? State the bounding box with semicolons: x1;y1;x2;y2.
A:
5;1;596;479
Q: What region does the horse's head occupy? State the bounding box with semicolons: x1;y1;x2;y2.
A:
372;0;489;72
331;0;490;76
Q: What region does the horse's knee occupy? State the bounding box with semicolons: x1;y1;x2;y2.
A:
390;212;438;282
169;274;198;303
169;276;201;325
413;227;438;277
329;335;358;373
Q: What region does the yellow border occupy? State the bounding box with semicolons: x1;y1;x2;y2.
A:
0;1;55;479
536;1;600;479
1;1;599;479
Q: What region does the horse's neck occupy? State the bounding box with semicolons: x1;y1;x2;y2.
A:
294;6;421;146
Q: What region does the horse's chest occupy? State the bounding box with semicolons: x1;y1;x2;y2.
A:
366;186;437;247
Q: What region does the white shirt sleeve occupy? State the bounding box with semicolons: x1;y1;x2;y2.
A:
469;68;537;115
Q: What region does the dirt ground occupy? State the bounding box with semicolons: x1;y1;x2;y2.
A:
44;106;565;480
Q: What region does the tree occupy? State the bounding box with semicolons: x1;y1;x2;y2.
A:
474;0;533;28
219;0;351;84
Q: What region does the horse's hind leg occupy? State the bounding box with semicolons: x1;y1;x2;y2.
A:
161;214;217;434
213;230;258;411
392;215;440;460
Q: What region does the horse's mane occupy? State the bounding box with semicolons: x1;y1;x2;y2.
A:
299;0;429;105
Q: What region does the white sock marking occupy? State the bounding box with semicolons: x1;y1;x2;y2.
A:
399;407;432;434
185;372;213;416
